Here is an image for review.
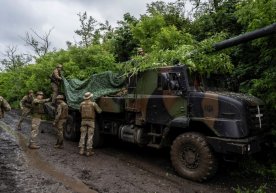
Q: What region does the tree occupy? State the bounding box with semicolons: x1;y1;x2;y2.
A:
189;0;242;41
0;45;32;71
23;28;54;58
234;0;276;128
146;0;190;30
189;0;226;16
75;12;98;47
112;13;139;62
99;20;114;43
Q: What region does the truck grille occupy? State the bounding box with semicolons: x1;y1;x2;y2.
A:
247;105;268;135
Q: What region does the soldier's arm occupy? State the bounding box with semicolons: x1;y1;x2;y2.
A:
53;69;62;80
33;98;50;104
93;102;102;114
42;98;51;103
2;98;11;111
19;96;26;109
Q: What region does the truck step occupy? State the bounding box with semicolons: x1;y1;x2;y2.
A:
147;143;162;149
147;133;162;137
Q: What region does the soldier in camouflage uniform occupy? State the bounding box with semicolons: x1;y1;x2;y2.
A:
29;91;50;149
0;96;11;119
137;47;145;56
79;92;102;156
50;64;63;103
53;95;68;149
17;90;34;130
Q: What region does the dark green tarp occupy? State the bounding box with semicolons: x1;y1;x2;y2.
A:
62;71;125;110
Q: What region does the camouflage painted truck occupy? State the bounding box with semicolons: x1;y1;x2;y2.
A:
45;23;275;181
64;65;271;181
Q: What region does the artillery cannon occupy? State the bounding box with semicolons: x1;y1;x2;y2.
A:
213;23;276;51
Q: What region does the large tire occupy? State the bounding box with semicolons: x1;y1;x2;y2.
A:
170;132;217;182
64;113;78;141
92;121;104;148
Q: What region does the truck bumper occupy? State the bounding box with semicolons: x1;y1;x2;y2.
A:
206;132;272;155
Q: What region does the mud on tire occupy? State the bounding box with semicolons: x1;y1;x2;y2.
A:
170;132;217;182
64;113;78;141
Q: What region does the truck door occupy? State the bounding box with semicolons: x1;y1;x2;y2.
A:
146;72;188;125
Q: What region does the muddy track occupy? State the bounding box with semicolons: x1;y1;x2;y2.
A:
1;110;275;193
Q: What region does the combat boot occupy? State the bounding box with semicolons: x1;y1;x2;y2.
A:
54;144;64;149
79;147;85;155
54;139;64;149
17;123;21;130
54;144;60;148
54;140;61;148
59;141;64;149
29;143;40;149
86;149;94;157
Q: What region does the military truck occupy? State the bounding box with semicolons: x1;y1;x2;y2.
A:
45;23;275;182
59;64;270;181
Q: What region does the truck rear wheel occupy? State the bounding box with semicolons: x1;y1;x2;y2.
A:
170;132;217;181
64;113;78;141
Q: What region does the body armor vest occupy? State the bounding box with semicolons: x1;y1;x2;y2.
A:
23;96;33;108
81;101;95;119
32;101;45;114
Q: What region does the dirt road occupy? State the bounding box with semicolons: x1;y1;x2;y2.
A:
0;110;275;193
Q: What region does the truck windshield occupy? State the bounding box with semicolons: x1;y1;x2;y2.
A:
188;72;228;92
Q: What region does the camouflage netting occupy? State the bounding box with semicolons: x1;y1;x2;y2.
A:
62;71;125;109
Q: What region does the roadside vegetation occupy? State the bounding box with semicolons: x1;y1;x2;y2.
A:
0;0;275;190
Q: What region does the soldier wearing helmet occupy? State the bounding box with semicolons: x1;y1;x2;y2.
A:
29;91;50;149
53;95;68;148
79;92;102;156
137;47;145;56
50;64;63;103
0;96;11;119
17;90;34;130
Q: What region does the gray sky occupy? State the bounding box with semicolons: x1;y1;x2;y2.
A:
0;0;181;56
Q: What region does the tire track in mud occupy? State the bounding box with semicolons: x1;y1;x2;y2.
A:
4;110;275;193
2;111;227;193
0;120;97;193
100;147;227;193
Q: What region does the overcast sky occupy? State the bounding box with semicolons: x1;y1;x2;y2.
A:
0;0;181;56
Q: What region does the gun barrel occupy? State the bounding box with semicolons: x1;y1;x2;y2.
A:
213;23;276;51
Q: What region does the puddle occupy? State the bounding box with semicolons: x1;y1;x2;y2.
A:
1;120;97;193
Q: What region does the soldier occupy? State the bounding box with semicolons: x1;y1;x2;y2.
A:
29;91;50;149
0;96;11;119
53;95;68;149
17;90;34;130
79;92;102;156
50;64;63;103
137;47;145;56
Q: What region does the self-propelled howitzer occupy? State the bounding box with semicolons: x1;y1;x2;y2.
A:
213;23;276;51
45;23;275;182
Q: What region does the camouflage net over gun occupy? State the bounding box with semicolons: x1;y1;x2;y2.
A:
62;71;125;110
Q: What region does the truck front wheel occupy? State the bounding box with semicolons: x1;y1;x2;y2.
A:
170;132;217;181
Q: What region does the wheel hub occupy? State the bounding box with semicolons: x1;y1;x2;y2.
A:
181;147;199;169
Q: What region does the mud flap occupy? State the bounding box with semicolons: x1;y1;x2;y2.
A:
93;119;104;148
